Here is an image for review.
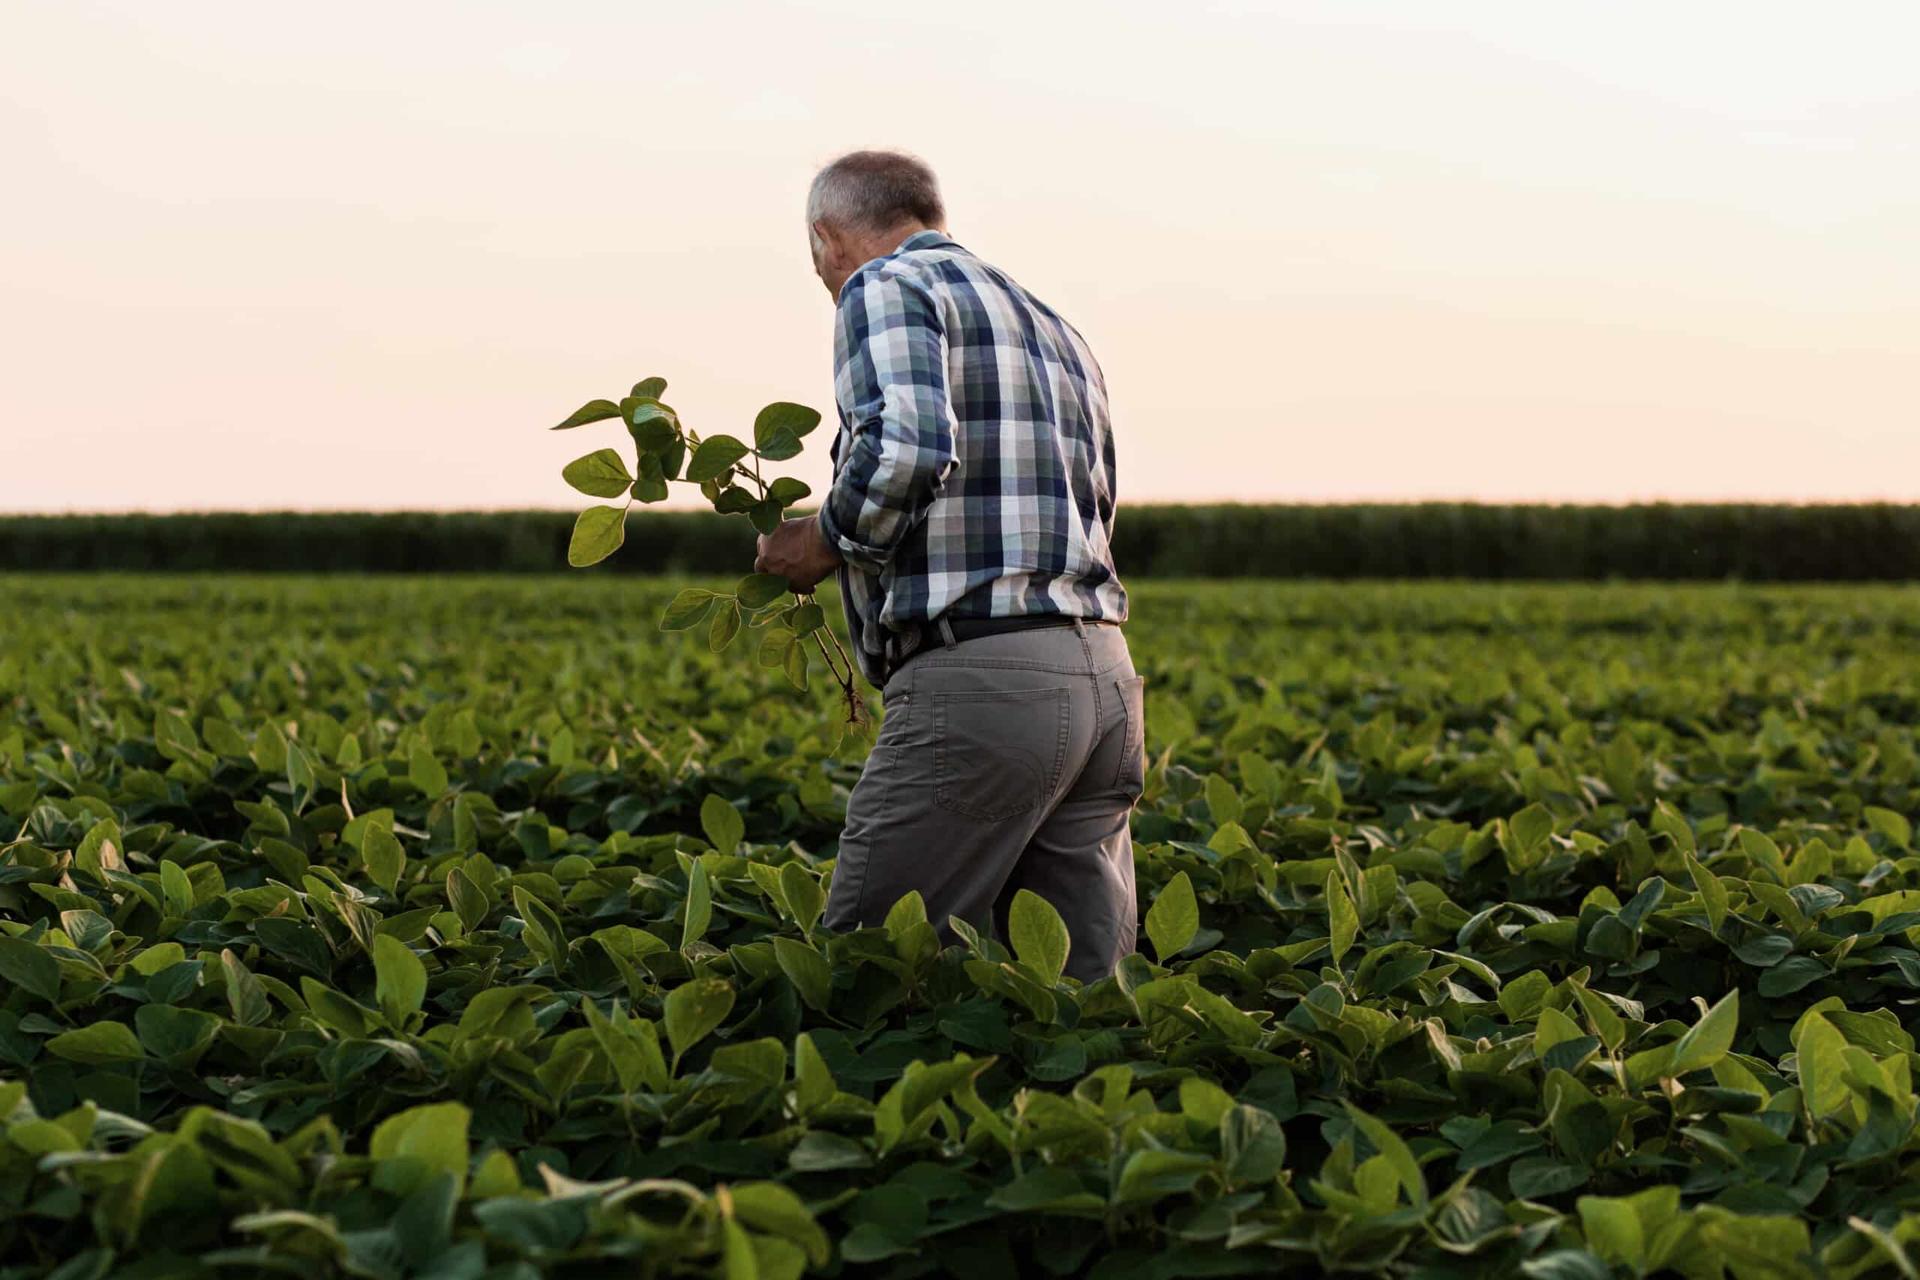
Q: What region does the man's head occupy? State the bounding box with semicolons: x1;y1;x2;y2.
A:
806;150;945;298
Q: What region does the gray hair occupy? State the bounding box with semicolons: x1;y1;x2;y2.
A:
806;150;945;241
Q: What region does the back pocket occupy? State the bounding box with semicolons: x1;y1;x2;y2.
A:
933;687;1070;822
1111;675;1147;797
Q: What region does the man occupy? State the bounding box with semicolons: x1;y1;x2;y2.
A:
754;150;1142;983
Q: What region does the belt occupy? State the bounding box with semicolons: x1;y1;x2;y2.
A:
881;613;1091;680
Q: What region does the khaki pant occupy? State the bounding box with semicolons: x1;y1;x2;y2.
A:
824;620;1145;983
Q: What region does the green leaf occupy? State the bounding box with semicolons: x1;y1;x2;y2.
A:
1666;991;1738;1077
1535;1005;1585;1055
409;744;450;796
767;477;812;506
301;977;373;1037
780;862;824;936
1569;984;1626;1052
626;399;680;452
369;1102;470;1198
782;639;808;690
1578;1195;1645;1269
749;499;785;536
736;573;791;609
511;886;568;975
1759;955;1827;996
446;867;489;931
702;795;745;855
884;891;928;936
1699;1213;1812;1280
721;1219;758;1280
47;1021;146;1064
630;376;667;399
1205;773;1243;826
131;940;184;976
1499;970;1551;1022
160;859;194;918
794;1032;835;1113
373;934;428;1028
567;504;627;567
1738;828;1789;883
154;707;203;761
1686;851;1727;934
1113;1147;1214;1206
728;1180;830;1266
789;602;825;635
1008;889;1070;984
758;628;794;667
561;448;634;498
1794;1012;1849;1118
1650;800;1695;855
773;937;832;1012
755;428;803;462
363;824;407;893
121;1136;215;1242
664;977;734;1067
1326;870;1358;966
551;399;621;430
221;948;272;1026
134;1003;221;1066
631;452;670;503
681;860;712;949
754;402;821;447
659;435;687;481
1222;1105;1287;1183
986;1166;1102;1213
1866;807;1913;850
1344;1102;1428;1207
686;435;750;483
288;742;321;814
709;601;742;653
1506;802;1556;865
1144;871;1198;963
0;935;61;1003
661;588;718;631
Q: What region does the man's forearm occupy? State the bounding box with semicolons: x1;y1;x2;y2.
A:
816;430;945;574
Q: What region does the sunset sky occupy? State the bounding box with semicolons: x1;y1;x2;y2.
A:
4;1;1916;512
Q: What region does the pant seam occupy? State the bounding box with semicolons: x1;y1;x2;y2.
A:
1077;627;1103;736
849;692;910;924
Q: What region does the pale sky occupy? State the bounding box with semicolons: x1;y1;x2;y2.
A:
3;1;1916;512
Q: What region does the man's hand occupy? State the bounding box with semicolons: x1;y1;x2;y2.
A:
755;516;843;593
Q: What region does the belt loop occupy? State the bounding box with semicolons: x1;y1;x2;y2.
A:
1071;617;1087;637
937;616;958;649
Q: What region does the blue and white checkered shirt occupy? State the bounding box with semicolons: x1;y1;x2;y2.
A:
818;230;1128;685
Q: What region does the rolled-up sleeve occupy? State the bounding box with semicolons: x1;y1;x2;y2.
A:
818;270;957;574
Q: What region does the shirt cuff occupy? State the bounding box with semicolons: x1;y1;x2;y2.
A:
817;499;888;575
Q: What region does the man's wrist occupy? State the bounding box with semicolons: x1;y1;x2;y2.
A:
808;515;843;574
814;506;848;567
816;502;880;574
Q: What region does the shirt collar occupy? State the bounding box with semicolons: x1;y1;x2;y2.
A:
836;230;961;305
895;228;958;254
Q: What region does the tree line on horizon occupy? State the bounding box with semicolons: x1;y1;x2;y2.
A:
0;504;1915;580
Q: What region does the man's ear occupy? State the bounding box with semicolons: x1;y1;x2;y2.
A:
812;219;844;264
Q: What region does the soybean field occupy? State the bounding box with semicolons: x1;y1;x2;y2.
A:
3;576;1920;1280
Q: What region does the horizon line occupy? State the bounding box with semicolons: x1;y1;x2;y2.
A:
5;496;1919;518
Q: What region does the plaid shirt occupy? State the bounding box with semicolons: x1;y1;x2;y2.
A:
818;230;1128;685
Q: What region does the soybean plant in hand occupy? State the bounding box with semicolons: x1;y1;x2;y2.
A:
548;377;861;721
